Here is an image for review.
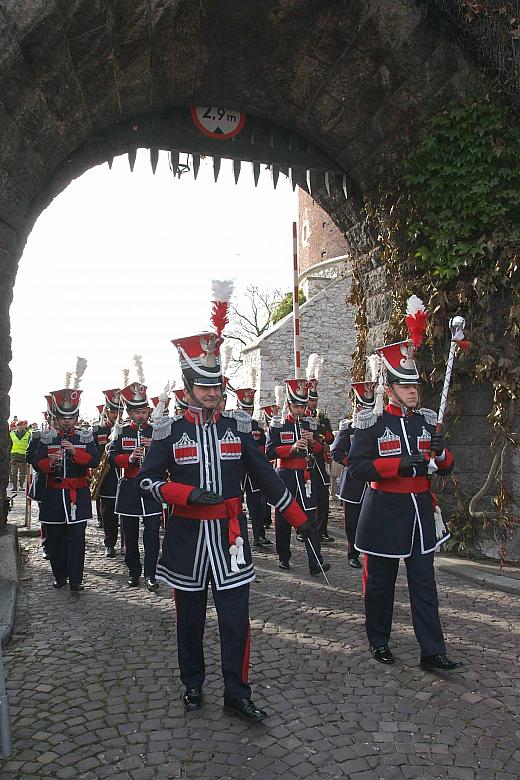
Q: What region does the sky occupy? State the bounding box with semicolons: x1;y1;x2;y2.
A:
9;151;298;423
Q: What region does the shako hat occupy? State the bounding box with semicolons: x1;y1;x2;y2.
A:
285;379;309;404
121;382;149;409
351;381;376;407
173;332;224;387
50;389;82;417
377;341;420;385
151;395;170;413
234;387;256;409
173;388;189;410
96;404;105;415
102;388;122;412
261;404;278;424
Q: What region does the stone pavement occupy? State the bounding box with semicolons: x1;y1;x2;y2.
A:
1;500;520;780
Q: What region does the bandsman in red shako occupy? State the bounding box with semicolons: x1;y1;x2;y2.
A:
265;380;330;576
348;326;463;672
107;383;162;590
137;281;312;721
234;388;272;549
305;370;335;543
33;389;100;591
93;389;122;557
331;381;376;569
151;395;170;416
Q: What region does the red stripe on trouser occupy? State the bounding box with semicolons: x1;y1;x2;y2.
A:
242;623;251;684
362;554;369;600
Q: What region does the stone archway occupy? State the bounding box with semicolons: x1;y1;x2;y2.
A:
0;0;488;511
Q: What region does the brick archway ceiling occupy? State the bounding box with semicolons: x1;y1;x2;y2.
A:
0;0;485;269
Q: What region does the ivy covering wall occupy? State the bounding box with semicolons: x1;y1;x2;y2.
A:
351;98;520;552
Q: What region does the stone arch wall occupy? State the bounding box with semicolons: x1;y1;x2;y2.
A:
0;0;490;518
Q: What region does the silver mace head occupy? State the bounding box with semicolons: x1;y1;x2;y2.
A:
449;315;465;341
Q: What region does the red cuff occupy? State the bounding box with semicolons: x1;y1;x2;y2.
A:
341;457;349;467
373;457;401;479
37;458;53;474
159;482;195;506
73;449;92;465
276;445;294;459
309;439;322;454
282;499;307;528
436;449;454;471
324;431;334;444
114;454;130;468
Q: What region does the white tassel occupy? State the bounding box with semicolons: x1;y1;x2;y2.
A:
434;505;447;540
374;382;385;417
229;544;239;572
152;381;170;420
428;456;439;475
235;536;246;565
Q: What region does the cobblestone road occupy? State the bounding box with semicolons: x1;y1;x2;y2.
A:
2;505;520;780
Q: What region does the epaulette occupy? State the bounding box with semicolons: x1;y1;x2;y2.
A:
151;416;174;441
354;409;378;429
222;409;251;434
92;423;100;434
306;417;318;432
79;428;94;444
41;427;57;444
270;415;283;429
30;428;42;440
339;418;352;431
417;407;438;426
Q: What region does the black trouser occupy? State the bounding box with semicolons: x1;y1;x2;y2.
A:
275;508;323;570
121;514;161;579
313;471;330;536
44;521;86;586
174;579;251;699
344;503;361;560
364;532;446;656
97;497;118;548
245;489;267;541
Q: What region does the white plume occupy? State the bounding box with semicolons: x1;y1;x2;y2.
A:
211;279;234;302
122;368;129;388
314;355;324;382
73;357;88;389
367;354;381;383
221;343;233;375
305;353;319;380
406;294;426;315
64;371;72;389
133;354;145;384
274;385;285;408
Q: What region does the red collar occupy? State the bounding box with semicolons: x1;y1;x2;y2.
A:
386;403;413;418
129;421;149;430
284;414;303;424
185;405;221;425
57;427;76;436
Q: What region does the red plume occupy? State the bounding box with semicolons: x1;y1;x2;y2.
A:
210;280;234;338
405;295;428;347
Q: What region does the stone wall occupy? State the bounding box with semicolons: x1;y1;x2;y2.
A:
242;270;356;428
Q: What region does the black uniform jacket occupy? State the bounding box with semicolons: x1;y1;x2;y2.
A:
307;410;333;487
348;404;453;557
107;422;162;517
34;427;100;524
93;423;119;498
242;418;266;494
25;429;46;502
265;414;322;512
331;421;367;504
137;407;307;592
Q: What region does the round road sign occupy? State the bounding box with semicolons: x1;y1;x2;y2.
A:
190;106;246;139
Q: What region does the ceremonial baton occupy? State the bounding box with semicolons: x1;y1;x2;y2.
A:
428;315;468;474
307;537;331;586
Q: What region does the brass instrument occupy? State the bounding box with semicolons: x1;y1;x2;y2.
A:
89;448;110;500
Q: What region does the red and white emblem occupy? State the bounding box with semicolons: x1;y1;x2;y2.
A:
219;429;242;460
417;427;431;453
377;428;402;456
280;431;295;444
252;430;261;441
122;437;137;450
173;433;200;464
97;434;108;445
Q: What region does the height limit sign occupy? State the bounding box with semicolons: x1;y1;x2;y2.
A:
190;106;246;139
